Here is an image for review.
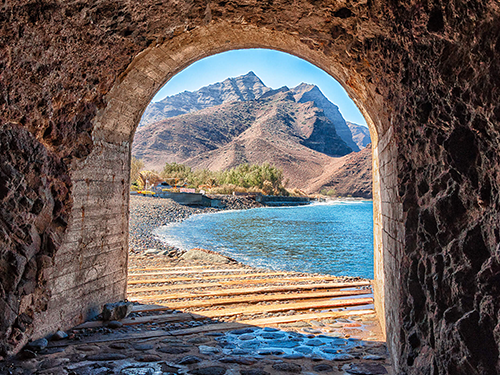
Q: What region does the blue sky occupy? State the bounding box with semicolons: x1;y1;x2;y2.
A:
152;49;367;126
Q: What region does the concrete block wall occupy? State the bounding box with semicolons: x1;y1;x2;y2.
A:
32;141;130;339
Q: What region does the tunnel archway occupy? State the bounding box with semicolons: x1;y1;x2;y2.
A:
69;20;398;363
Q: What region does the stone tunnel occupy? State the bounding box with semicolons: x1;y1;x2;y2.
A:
1;1;499;374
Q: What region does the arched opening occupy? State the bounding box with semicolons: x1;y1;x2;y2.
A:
35;21;402;371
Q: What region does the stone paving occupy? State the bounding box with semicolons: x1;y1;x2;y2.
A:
0;316;391;374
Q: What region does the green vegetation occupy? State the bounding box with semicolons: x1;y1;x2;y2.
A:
320;188;337;197
128;161;288;195
162;162;288;195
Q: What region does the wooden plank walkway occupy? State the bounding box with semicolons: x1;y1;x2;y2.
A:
128;280;371;297
132;289;370;310
127;263;374;327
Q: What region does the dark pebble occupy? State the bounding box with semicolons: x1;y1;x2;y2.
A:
188;337;211;344
219;356;256;365
272;363;302;373
136;354;162;362
283;353;304;359
260;332;285;340
133;343;154;351
257;349;284;355
107;321;123;329
306;339;325;346
157;346;191;354
178;355;203;365
25;338;48;352
346;363;388;374
109;342;131;349
363;354;385;360
314;364;333;372
332;354;355;361
240;370;270;375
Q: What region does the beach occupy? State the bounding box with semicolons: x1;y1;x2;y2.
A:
129;194;263;257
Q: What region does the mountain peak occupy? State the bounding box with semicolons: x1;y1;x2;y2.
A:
138;73;369;153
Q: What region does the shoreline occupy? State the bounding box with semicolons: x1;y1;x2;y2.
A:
129;194;373;280
129;194;372;258
129;194;264;258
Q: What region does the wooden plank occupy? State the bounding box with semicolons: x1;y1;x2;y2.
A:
128;281;372;299
127;268;251;281
131;289;371;311
76;312;193;329
52;322;254;347
200;297;373;318
47;330;174;347
237;309;376;325
74;313;195;329
129;265;222;271
128;275;351;288
128;271;293;280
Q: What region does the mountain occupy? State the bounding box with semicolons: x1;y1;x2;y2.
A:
139;72;357;150
133;72;373;196
139;72;271;127
291;84;360;152
346;121;371;149
133;90;353;181
307;144;373;198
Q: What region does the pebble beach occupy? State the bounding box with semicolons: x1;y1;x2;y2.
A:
129;194;263;257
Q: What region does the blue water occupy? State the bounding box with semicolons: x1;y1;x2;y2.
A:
156;200;374;279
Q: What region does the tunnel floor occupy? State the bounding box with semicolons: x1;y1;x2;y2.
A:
2;254;392;374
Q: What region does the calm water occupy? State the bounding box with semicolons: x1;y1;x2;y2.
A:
156;200;374;279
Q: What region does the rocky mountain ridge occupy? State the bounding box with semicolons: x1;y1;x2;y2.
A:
139;72;271;127
139;72;368;151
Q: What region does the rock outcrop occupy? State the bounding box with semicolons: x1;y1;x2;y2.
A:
292;83;361;152
308;144;373;198
346;122;371;149
139;72;271;127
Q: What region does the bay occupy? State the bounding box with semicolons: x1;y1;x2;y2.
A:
156;200;374;279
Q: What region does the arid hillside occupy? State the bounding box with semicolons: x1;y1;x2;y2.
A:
133;73;373;196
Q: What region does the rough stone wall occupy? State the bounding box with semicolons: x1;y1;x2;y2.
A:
1;1;499;374
382;3;500;374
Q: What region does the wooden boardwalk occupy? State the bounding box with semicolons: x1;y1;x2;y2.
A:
126;260;375;329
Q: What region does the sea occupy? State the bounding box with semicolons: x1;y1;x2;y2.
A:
155;200;374;279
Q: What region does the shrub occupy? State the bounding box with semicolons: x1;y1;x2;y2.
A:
158;161;287;195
